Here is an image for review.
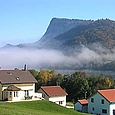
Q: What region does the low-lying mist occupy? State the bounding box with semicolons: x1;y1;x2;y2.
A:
0;46;115;70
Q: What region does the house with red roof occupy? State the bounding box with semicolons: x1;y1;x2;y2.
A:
38;86;67;106
74;99;88;113
0;69;38;101
88;89;115;115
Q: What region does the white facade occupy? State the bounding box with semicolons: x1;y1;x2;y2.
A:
34;93;42;99
1;83;36;101
110;104;115;115
49;95;66;106
38;88;67;106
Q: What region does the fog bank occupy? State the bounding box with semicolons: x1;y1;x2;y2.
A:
0;46;115;70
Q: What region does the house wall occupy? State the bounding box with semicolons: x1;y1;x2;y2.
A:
109;104;115;115
88;92;110;115
38;89;66;106
0;84;3;100
34;93;42;98
2;83;35;101
82;105;88;113
38;88;49;100
49;95;66;106
74;102;88;113
74;102;82;112
5;91;22;101
17;83;35;99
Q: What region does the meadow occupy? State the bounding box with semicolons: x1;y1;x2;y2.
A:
0;100;90;115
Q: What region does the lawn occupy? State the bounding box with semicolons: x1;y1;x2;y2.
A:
66;102;74;107
0;100;90;115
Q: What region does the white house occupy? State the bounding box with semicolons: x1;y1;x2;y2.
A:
0;69;38;101
38;86;67;106
88;89;115;115
74;99;88;113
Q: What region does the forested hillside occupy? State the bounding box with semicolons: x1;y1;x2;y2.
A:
49;19;115;50
40;18;115;71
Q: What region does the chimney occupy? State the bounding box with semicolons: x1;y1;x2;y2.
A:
23;64;27;71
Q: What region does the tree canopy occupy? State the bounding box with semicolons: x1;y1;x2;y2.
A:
29;69;114;102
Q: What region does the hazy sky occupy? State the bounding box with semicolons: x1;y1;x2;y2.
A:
0;0;115;47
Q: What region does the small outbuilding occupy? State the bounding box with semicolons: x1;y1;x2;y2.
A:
74;99;88;113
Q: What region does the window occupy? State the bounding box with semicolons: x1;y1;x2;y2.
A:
14;91;18;97
14;92;15;97
59;101;63;105
15;77;20;81
113;109;115;115
6;92;8;97
92;107;94;111
91;98;94;103
24;90;29;97
16;92;18;97
102;109;107;114
7;72;12;75
43;94;45;98
10;92;12;98
101;99;104;104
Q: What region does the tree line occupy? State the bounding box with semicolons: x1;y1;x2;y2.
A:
29;69;114;102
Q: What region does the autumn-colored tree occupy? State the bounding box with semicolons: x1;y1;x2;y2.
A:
88;74;114;95
38;69;56;86
101;76;114;89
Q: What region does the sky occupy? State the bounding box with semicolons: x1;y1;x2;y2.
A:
0;0;115;47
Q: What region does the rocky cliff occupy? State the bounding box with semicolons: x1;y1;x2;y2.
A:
39;18;93;42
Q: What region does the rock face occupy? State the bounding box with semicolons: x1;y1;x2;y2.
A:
39;18;93;42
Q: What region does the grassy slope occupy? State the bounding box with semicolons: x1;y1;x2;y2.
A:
0;100;90;115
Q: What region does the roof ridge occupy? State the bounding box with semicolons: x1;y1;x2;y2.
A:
98;89;115;103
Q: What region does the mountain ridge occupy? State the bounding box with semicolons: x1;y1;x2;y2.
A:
2;18;115;71
47;18;115;51
39;18;94;43
37;18;115;71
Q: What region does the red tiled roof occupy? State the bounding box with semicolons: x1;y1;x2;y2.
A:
78;99;88;105
98;89;115;102
41;86;67;97
0;70;37;84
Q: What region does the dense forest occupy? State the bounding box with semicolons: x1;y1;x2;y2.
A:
51;19;115;50
29;69;114;102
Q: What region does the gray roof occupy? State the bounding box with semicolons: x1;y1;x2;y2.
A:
0;70;37;84
4;85;21;91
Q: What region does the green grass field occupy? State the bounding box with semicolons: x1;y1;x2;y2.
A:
0;100;90;115
66;102;74;107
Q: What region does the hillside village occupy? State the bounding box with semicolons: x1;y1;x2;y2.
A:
0;68;67;106
0;67;115;115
